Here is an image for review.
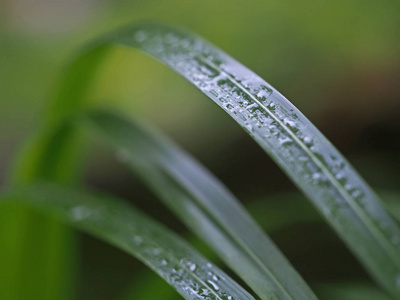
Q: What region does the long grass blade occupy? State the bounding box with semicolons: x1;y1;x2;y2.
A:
0;184;256;300
12;22;400;297
83;110;318;300
0;203;75;300
2;47;112;300
121;191;320;300
101;23;400;296
122;191;400;300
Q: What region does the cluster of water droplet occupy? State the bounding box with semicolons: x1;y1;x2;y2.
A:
66;192;253;300
110;24;400;291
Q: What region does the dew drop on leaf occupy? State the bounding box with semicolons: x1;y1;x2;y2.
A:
70;206;91;221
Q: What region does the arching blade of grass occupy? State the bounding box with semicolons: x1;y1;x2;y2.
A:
96;24;400;297
0;53;110;300
121;191;320;300
11;22;400;297
0;184;256;300
83;110;318;300
122;191;400;300
0;202;75;300
2;47;111;300
112;25;400;297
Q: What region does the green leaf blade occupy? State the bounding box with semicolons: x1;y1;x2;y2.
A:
1;185;256;300
103;23;400;296
12;21;400;297
83;110;318;300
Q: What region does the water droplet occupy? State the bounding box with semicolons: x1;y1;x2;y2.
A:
312;172;326;183
344;184;353;191
336;172;346;181
210;73;226;84
133;235;143;245
189;263;196;272
165;33;177;44
210;89;218;97
134;30;147;42
351;189;362;198
234;110;247;121
279;136;292;146
322;206;332;217
207;280;220;290
283;117;296;127
180;39;190;48
303;136;313;145
396;274;400;287
246;123;254;131
310;146;318;153
256;88;272;99
153;43;164;53
70;206;91;221
246;103;258;110
226;104;234;111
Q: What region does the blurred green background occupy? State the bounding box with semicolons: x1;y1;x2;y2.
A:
1;0;399;299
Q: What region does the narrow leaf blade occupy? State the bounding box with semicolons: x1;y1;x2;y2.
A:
1;185;256;300
99;23;400;296
83;110;318;300
13;21;400;297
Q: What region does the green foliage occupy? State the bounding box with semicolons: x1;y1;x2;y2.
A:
1;184;255;300
82;109;317;300
1;21;399;300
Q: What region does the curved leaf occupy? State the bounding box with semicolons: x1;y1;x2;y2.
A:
13;22;400;297
122;191;400;300
0;184;256;300
82;110;317;300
